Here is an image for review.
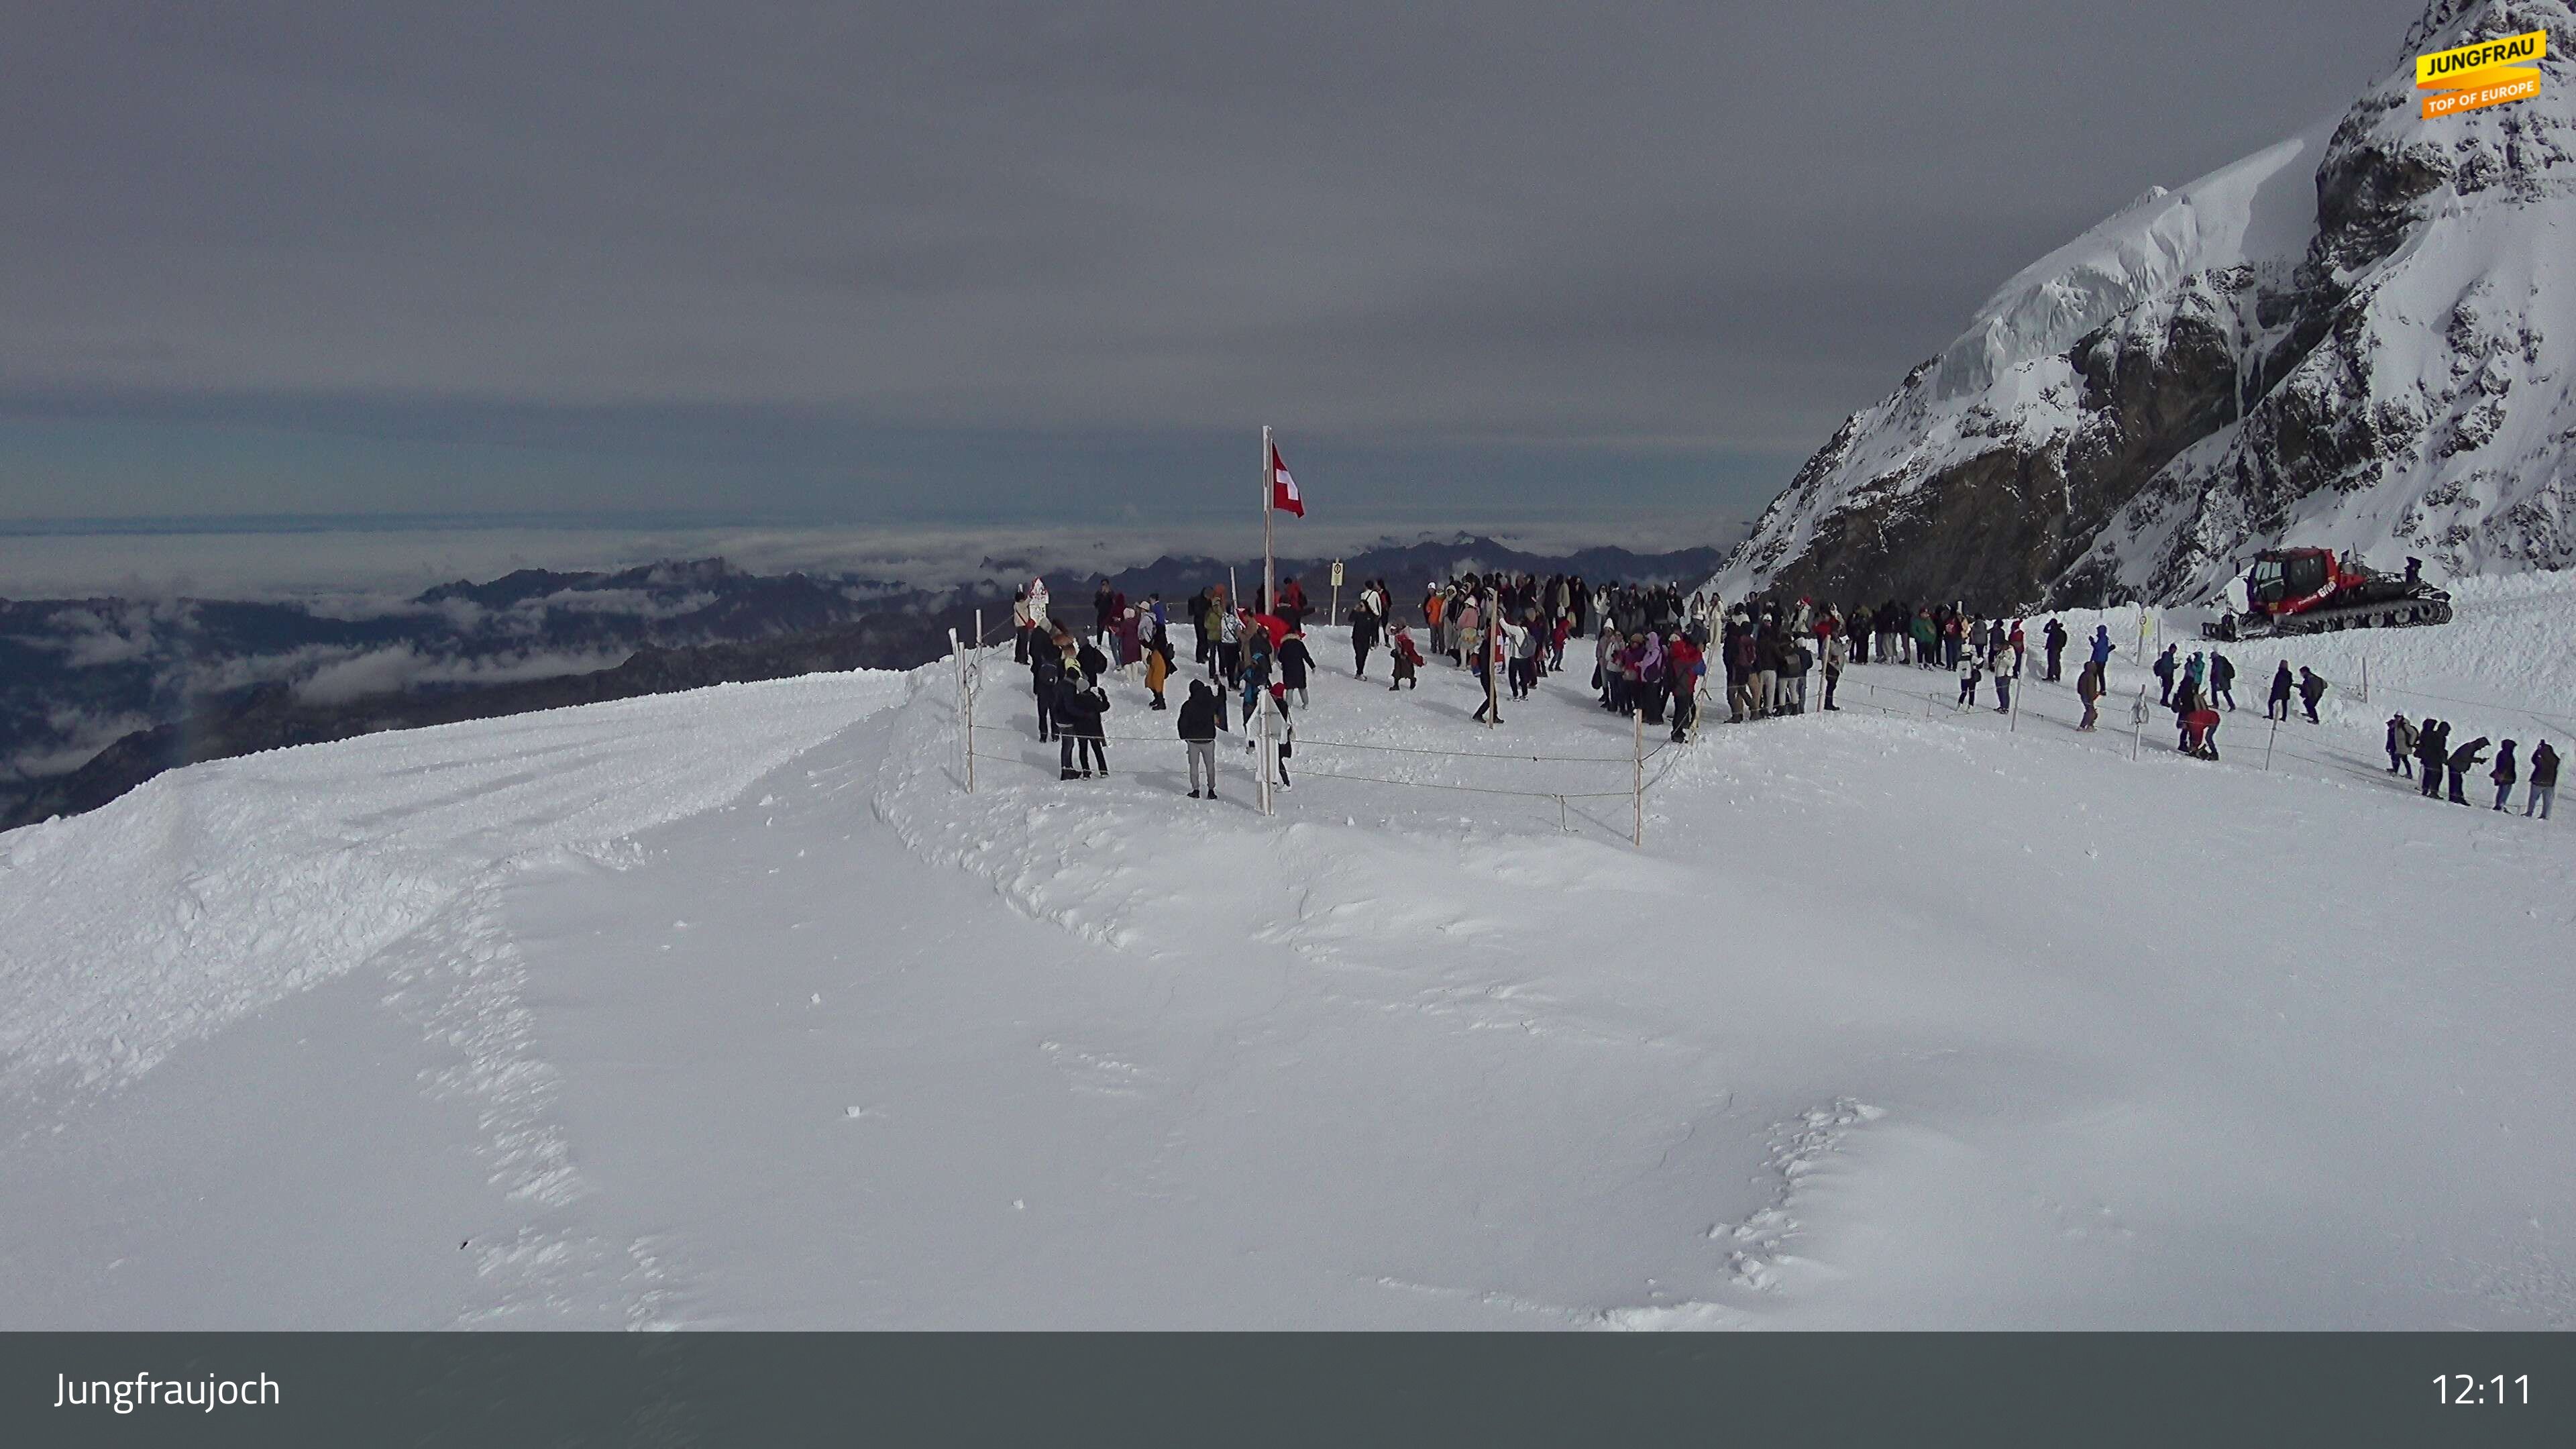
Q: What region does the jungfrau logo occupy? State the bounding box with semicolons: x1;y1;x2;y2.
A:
2415;27;2546;118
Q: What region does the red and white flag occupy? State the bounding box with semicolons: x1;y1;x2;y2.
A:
1270;441;1305;518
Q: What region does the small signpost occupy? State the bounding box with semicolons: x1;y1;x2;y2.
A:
1330;559;1344;627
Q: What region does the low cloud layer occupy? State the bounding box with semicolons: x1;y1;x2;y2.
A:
0;516;1752;603
292;644;635;706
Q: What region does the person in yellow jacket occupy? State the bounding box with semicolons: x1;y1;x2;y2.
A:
1144;628;1172;710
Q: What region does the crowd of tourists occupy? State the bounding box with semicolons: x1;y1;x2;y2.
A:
2386;715;2558;818
999;574;2554;822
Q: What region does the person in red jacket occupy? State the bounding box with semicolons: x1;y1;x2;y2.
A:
1389;625;1424;690
1664;633;1704;741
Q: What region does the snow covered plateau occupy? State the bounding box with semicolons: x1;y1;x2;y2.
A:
3;568;2571;1329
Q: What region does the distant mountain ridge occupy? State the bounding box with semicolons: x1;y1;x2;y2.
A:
1717;0;2575;611
1;536;1723;828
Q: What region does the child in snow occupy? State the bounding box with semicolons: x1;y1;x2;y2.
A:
2491;741;2518;811
1389;625;1423;690
2180;706;2221;760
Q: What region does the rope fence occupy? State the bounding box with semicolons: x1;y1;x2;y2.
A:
961;720;1670;839
964;722;1660;764
951;616;1693;844
947;612;2570;844
1821;670;2472;783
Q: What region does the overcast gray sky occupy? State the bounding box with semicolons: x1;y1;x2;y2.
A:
0;0;2427;530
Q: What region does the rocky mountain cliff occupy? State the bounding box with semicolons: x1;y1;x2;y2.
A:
1716;0;2576;611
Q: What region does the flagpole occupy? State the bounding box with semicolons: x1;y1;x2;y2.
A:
1261;424;1275;618
1487;585;1500;730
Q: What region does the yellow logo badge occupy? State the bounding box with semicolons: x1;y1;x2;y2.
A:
2416;29;2546;118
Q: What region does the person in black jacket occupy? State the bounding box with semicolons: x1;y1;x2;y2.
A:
2446;735;2488;806
1057;682;1109;780
2152;645;2178;705
1053;679;1083;777
1178;679;1226;798
2417;719;2449;798
2267;661;2296;720
2042;618;2067;682
1030;643;1063;743
2527;740;2559;819
1278;629;1316;707
2208;651;2237;710
2298;667;2328;723
2491;740;2518;810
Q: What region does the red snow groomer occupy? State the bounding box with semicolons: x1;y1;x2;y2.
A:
2202;547;2452;641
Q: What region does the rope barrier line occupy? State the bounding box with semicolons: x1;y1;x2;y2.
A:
1274;767;1634;801
958;629;1709;841
964;706;1660;763
1643;751;1690;794
972;722;1220;747
2314;676;2576;733
965;722;1664;780
957;743;1636;802
1300;735;1656;763
1842;670;2420;780
966;637;2527;824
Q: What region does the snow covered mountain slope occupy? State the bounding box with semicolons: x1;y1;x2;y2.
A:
1719;0;2576;610
3;573;2571;1328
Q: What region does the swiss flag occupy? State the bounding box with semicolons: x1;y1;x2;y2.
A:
1270;441;1305;517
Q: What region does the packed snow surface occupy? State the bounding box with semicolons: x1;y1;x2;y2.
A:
3;578;2573;1328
